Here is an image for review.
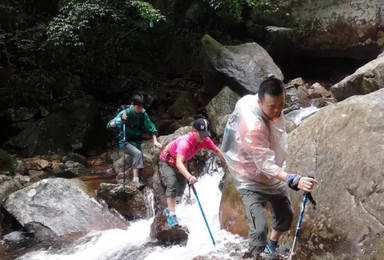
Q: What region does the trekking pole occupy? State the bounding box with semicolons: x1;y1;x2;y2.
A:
288;191;316;260
288;192;308;260
122;123;126;185
190;184;216;246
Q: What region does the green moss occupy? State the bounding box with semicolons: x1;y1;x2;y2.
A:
202;34;226;58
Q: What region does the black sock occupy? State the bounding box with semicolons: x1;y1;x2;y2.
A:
268;239;278;247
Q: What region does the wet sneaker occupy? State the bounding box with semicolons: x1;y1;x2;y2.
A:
264;243;279;255
167;214;179;227
132;179;145;189
262;243;289;259
163;208;170;217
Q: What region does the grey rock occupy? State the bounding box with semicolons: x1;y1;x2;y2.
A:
331;55;384;101
202;34;283;96
206;86;240;137
286;88;384;259
3;178;128;238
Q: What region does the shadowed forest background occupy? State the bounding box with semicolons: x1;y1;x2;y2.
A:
1;0;375;156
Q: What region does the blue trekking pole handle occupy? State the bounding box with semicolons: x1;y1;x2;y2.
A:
288;193;308;260
190;184;216;246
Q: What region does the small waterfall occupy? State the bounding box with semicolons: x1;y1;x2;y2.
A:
17;164;247;260
144;188;155;219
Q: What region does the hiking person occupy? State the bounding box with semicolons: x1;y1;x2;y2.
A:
221;77;317;260
159;117;226;227
107;94;162;188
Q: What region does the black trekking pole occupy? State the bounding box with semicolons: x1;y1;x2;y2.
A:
190;184;216;246
288;191;316;260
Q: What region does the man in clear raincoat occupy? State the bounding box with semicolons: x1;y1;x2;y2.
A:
221;77;317;260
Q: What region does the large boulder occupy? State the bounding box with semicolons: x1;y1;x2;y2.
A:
205;86;240;138
286;88;384;259
247;0;384;60
331;54;384;101
3;178;127;240
202;34;283;97
219;172;248;238
290;0;384;59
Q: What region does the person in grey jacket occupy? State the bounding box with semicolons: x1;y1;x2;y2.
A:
221;77;317;260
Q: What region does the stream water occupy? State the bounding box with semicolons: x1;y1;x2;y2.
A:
16;171;248;260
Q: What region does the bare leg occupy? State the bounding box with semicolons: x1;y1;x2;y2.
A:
166;197;177;213
133;168;139;178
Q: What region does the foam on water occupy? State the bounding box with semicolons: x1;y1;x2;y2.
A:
18;170;245;260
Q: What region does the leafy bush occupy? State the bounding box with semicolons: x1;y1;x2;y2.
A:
46;0;165;48
203;0;277;24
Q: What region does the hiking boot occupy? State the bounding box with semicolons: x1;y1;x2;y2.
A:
132;179;145;189
167;214;179;227
163;208;170;217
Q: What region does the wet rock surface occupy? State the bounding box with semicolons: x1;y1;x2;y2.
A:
96;183;148;220
287;88;384;259
3;178;128;239
150;215;189;245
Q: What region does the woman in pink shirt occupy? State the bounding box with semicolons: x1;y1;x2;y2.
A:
159;118;225;226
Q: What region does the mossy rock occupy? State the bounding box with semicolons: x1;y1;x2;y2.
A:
0;149;19;176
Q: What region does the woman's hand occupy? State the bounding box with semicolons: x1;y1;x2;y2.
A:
188;175;197;184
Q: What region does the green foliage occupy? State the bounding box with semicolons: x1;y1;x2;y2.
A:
46;0;165;48
203;0;277;24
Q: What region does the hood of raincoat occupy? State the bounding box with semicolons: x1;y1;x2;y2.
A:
221;95;287;194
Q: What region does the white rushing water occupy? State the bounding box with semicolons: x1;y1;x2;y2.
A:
286;106;319;125
18;170;247;260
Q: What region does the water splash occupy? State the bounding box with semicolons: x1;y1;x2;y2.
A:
18;171;246;260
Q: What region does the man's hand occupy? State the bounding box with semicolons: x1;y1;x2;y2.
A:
154;141;163;149
298;177;317;192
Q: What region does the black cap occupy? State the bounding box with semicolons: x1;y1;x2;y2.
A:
193;118;211;137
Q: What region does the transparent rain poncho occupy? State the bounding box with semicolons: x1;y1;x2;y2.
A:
221;95;287;194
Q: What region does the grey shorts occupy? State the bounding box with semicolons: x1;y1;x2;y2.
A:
159;161;187;197
238;189;293;254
